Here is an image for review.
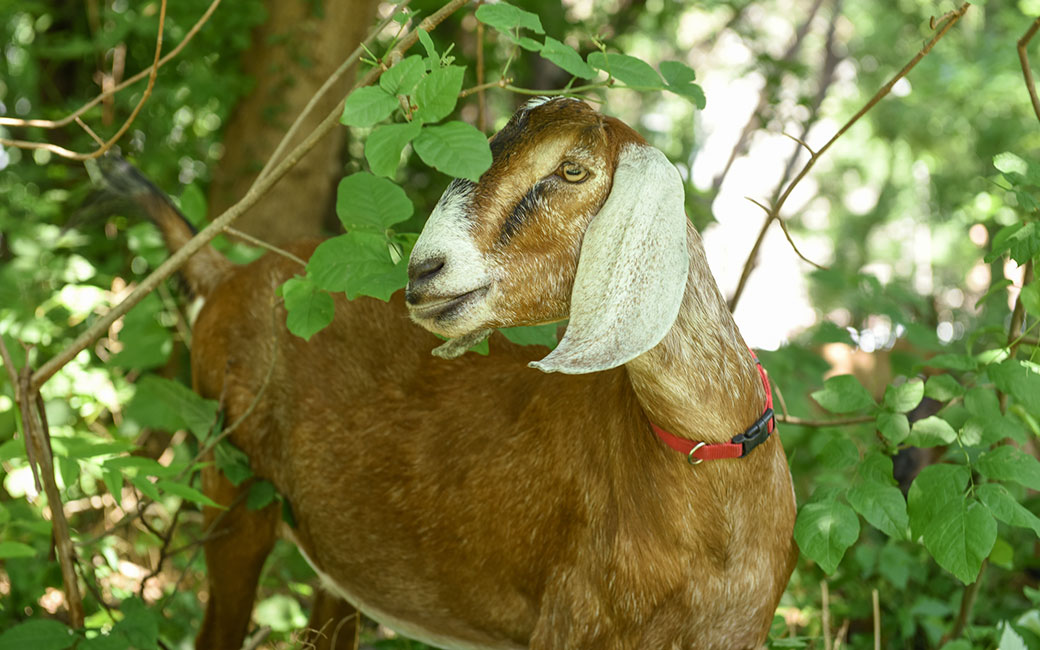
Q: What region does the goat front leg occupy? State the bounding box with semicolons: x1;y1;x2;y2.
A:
196;467;279;650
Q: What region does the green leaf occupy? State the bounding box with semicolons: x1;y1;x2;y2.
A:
215;440;253;486
539;37;596;79
820;437;859;469
475;2;544;34
921;499;996;584
906;415;958;447
130;474;162;502
126;375;219;440
413;121;493;183
858;452;897;484
877;411;910;445
1021;280;1040;317
794;501;860;573
989;359;1040;416
156;480;223;508
660;60;706;108
977;445;1040;490
416;28;439;69
103;467;123;506
280;276;335;341
365;121;423;178
499;323;559;349
883;379;924;413
113;597;160;650
0;541;36;559
78;632;132;650
907;463;970;539
0;620;75;650
413;65;466;123
811;375;877;414
307;232;408;301
976;483;1040;536
924;374;964;402
379;55;425;96
247;480;278;511
341;86;399;128
923;353;978;371
108;294;172;370
847;481;909;539
335;172;414;231
587;52;664;89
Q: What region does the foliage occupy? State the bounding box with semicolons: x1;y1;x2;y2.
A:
1;1;1040;649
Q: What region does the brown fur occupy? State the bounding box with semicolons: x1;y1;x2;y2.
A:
131;99;797;650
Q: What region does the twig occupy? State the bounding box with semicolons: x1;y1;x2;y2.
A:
776;414;875;427
0;0;222;130
223;227;308;268
822;580;832;650
0;340;85;627
0;0;168;160
728;3;971;311
950;560;986;640
30;0;471;392
460;78;512;98
872;588;880;650
240;626;272;650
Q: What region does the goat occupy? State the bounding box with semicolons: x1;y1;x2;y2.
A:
107;96;797;650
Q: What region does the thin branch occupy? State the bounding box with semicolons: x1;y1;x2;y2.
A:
30;0;471;391
1019;18;1040;135
822;580;833;650
776;413;876;427
0;0;222;130
460;78;512;98
0;0;169;160
776;214;826;270
872;588;881;650
223;227;308;268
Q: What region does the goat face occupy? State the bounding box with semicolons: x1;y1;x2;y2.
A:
407;98;691;374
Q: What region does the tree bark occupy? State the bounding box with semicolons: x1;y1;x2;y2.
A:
208;0;380;243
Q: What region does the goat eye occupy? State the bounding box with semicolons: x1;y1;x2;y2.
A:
559;162;588;183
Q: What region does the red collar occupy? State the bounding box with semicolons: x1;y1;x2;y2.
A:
651;350;775;465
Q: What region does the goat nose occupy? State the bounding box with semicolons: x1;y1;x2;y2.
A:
405;256;445;304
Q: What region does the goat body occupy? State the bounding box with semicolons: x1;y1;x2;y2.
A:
113;98;797;650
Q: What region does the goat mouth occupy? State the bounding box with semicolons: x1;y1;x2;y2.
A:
407;286;490;324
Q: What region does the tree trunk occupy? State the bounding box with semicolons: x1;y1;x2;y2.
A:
208;0;380;244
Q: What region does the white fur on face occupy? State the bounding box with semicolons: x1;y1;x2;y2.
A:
408;180;495;337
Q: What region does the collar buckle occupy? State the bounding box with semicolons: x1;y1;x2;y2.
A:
730;408;775;458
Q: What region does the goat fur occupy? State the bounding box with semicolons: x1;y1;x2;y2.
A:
107;97;797;650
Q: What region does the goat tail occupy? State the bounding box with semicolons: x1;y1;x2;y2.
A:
96;155;232;298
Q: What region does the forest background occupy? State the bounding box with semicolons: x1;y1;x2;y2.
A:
1;0;1040;648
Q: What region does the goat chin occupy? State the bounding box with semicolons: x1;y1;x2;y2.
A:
108;96;797;650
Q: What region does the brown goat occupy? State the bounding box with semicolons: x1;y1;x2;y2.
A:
110;97;797;650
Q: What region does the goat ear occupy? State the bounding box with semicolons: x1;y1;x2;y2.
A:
530;144;689;374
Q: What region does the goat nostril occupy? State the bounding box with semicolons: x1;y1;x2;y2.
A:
408;257;445;285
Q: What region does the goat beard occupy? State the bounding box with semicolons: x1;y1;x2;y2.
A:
431;328;494;359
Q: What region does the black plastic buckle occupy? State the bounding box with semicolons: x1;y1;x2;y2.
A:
730;408;775;458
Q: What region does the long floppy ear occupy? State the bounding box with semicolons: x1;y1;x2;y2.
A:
530;143;689;374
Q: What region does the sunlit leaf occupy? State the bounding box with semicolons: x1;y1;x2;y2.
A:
540;37;596;78
335;172;414;231
280;276;335;341
341;86;398;127
794;501;860;574
414;121;493;183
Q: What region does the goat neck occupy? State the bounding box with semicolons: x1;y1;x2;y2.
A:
625;223;766;445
